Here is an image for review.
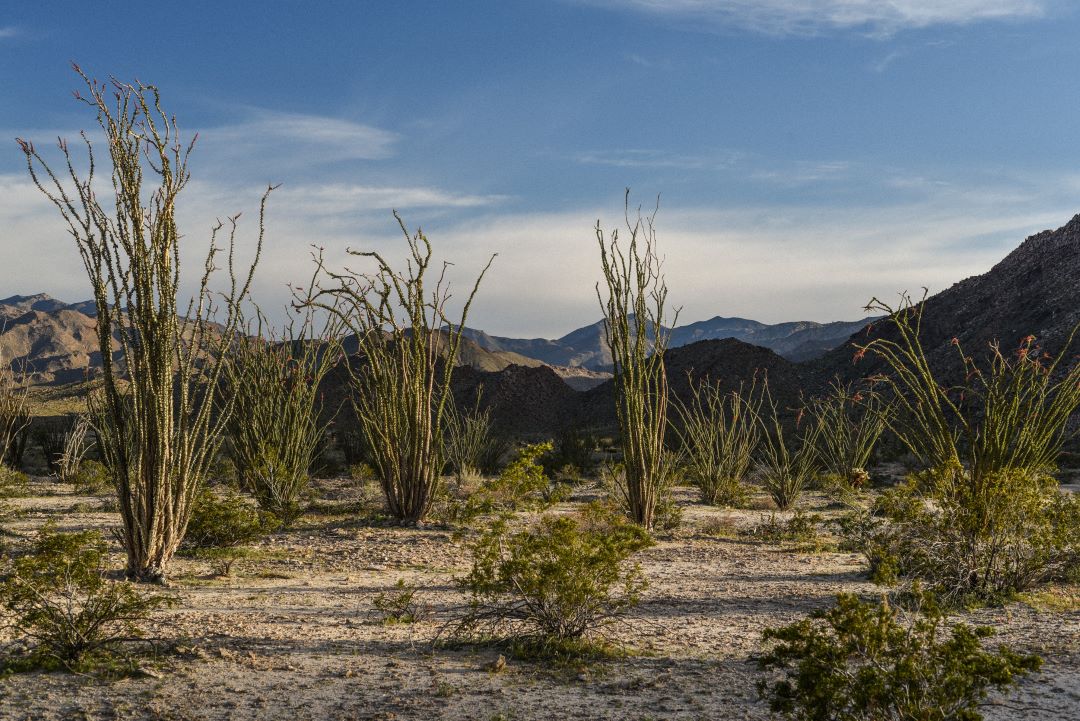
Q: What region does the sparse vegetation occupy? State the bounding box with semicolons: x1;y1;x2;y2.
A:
808;380;891;500
224;308;340;526
373;579;428;624
758;586;1041;721
756;387;819;511
444;389;505;486
458;502;653;650
0;355;31;470
0;525;174;670
848;293;1080;603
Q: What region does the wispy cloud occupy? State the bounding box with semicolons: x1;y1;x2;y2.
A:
0;26;19;39
583;1;1049;37
751;160;853;185
573;148;738;170
198;109;399;167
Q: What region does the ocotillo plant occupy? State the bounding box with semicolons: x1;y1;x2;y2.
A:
298;217;494;524
224;308;341;526
671;376;763;507
596;191;677;529
757;383;820;511
57;414;94;485
808;380;892;490
18;67;267;582
0;353;31;469
443;389;502;485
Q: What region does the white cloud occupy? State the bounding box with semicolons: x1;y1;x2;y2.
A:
574;148;738;170
0;26;19;39
584;0;1049;36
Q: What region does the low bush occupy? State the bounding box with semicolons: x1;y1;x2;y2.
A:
373;578;428;624
840;474;1080;604
0;524;174;670
182;486;278;550
458;502;653;650
747;510;830;552
436;442;567;524
0;465;29;499
72;459;112;496
758;586;1041;721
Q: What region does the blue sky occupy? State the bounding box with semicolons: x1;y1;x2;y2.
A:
2;1;1080;337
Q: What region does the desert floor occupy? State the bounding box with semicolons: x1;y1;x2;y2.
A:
2;477;1079;721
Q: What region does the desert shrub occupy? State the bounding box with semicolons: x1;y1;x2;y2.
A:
0;356;31;470
436;442;567;524
757;389;819;511
596;191;676;530
225;309;339;527
373;579;428;624
842;474;1080;604
182;486;277;550
747;510;828;551
758;586;1041;721
808;380;891;499
71;460;112;496
852;294;1080;603
57;414;94;485
672;377;762;507
541;427;598;479
458;502;653;648
0;525;174;670
0;465;30;499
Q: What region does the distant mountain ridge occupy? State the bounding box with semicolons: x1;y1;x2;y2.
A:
459;314;875;370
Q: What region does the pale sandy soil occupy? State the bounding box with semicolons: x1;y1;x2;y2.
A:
1;478;1078;721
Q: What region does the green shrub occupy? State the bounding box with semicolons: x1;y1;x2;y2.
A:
841;474;1080;604
459;502;653;646
856;294;1080;603
0;524;174;669
541;427;598;479
0;465;29;498
758;586;1041;721
72;460;112;496
182;486;278;550
373;579;427;624
747;510;829;552
437;442;567;524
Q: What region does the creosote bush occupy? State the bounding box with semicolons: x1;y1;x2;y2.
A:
436;442;565;524
672;377;762;507
0;524;174;670
758;586;1041;721
182;486;278;550
458;501;653;651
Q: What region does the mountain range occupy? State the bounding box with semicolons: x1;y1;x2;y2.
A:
4;210;1080;436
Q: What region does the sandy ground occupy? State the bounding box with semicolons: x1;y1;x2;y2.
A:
1;478;1079;721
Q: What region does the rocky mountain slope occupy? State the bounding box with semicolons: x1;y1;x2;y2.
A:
813;213;1080;385
460;314;874;370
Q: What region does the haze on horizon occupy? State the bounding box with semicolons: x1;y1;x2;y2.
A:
2;1;1079;339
